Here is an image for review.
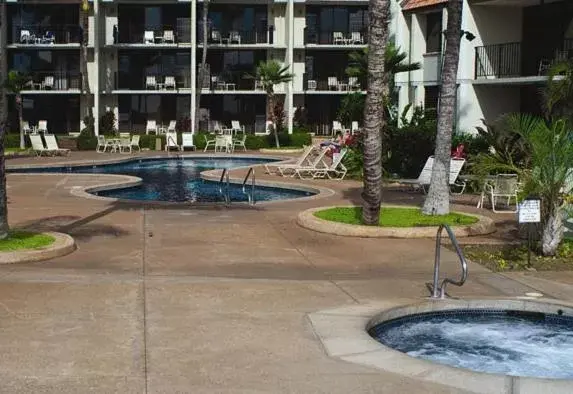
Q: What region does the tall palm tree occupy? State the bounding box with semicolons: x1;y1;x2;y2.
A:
361;0;390;225
422;0;463;215
346;43;421;81
253;60;294;148
80;0;93;131
195;0;210;132
4;71;31;149
0;0;9;240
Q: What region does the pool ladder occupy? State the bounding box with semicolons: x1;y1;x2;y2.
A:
218;167;257;207
428;224;468;299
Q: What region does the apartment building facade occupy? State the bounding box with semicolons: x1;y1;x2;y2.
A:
395;0;573;133
3;0;370;136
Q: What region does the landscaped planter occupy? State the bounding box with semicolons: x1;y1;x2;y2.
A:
0;232;76;264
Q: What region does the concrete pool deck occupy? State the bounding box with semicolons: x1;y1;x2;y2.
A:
2;151;573;393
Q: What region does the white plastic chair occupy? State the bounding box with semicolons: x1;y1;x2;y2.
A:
328;77;338;90
233;133;247;151
167;120;177;133
164;76;176;89
181;133;195;151
164;131;179;151
41;76;54;90
229;31;241;44
119;137;132;154
96;135;114;152
483;174;519;213
146;76;157;89
204;135;216;152
20;30;33;44
44;135;70;156
348;77;360;90
146;120;157;135
162;30;175;44
293;149;330;179
130;135;141;152
333;32;345;45
231;120;243;135
398;157;467;194
42;31;55;44
37;120;48;134
211;30;222;44
350;32;363;44
144;31;155;44
22;121;33;135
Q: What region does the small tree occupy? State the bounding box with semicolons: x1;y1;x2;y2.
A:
80;0;93;129
3;70;31;149
252;60;294;148
0;0;10;240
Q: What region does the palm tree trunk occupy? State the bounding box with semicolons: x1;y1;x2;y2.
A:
0;0;10;240
361;0;389;225
17;95;24;149
195;0;209;132
541;204;564;256
268;91;279;148
80;2;93;128
422;0;463;216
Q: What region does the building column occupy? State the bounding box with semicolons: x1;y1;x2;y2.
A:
190;0;197;133
94;0;100;135
286;0;294;134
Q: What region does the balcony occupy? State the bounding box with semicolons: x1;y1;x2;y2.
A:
114;25;188;46
9;25;81;47
474;40;573;81
21;72;81;93
303;73;365;93
198;28;274;47
304;28;368;47
113;72;191;93
423;52;442;85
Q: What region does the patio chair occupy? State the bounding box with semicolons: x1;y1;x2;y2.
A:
181;133;195;151
293;149;330;179
167;120;177;133
482;174;519;213
231;120;243;134
162;30;175;44
20;29;34;44
37;120;48;134
333;32;345;45
144;31;155;44
22;121;33;135
348;77;360;90
233;133;247;151
203;134;217;152
165;131;179;151
96;135;114;152
310;148;348;180
307;80;317;90
328;77;338;90
146;76;157;89
211;30;222;44
146;120;157;135
214;135;232;153
44;135;70;156
164;76;176;90
268;145;316;176
41;76;54;90
41;31;55;44
130;135;141;152
229;31;241;44
398;157;467;194
351;121;360;133
332;121;343;134
118;137;132;154
349;32;363;44
29;135;53;156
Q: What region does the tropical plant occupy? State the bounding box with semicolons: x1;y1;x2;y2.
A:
196;0;210;131
3;71;31;149
251;60;294;148
100;110;116;135
422;0;463;215
337;93;365;127
80;0;93;130
361;0;390;225
543;60;573;122
0;0;10;240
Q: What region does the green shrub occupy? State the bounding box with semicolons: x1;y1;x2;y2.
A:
100;111;117;135
246;135;270;150
138;134;166;150
452;133;489;158
77;130;98;150
288;131;312;147
5;134;21;149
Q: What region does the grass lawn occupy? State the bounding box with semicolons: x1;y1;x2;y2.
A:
5;148;29;153
0;231;55;252
314;207;478;227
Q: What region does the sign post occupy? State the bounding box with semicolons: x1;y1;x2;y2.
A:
518;197;541;267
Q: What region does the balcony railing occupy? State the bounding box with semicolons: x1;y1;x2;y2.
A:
198;28;273;45
22;71;81;91
304;28;368;46
116;25;186;45
114;72;191;90
13;24;81;45
303;73;364;91
474;42;521;78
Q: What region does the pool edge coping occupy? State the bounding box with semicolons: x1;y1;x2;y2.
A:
308;298;573;394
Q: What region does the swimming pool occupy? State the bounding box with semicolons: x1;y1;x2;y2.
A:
369;308;573;379
9;157;316;203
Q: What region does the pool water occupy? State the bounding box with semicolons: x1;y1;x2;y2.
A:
10;158;315;203
369;309;573;379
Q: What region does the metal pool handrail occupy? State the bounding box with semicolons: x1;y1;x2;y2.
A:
431;224;468;299
242;167;256;205
218;168;230;206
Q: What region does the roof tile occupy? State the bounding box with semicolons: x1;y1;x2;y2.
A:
402;0;448;11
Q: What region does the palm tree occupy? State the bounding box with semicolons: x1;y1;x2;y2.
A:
0;0;10;240
543;60;573;122
195;0;210;132
80;0;93;131
346;43;421;81
421;0;463;215
3;71;31;149
253;60;294;148
361;0;390;225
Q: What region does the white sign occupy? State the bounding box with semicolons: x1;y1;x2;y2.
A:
518;199;541;223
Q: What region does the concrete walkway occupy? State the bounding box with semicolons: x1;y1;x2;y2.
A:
2;152;573;393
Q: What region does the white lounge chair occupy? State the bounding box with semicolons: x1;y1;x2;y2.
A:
22;121;33;135
130;135;141;152
399;157;467;194
144;31;155;44
233;133;247;152
181;133;195;151
311;148;348;180
268;145;317;176
44;135;70;156
482;174;520;213
29;135;53;156
293;149;330;179
204;134;216;151
167;120;177;133
37;120;48;134
165;131;179;151
146;120;157;135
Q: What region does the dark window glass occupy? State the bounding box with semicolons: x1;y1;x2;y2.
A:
426;12;442;53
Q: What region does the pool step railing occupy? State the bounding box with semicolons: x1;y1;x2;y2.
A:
429;224;468;299
218;168;231;206
242;168;256;206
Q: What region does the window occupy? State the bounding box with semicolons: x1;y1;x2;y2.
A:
424;86;439;115
426;12;442;53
